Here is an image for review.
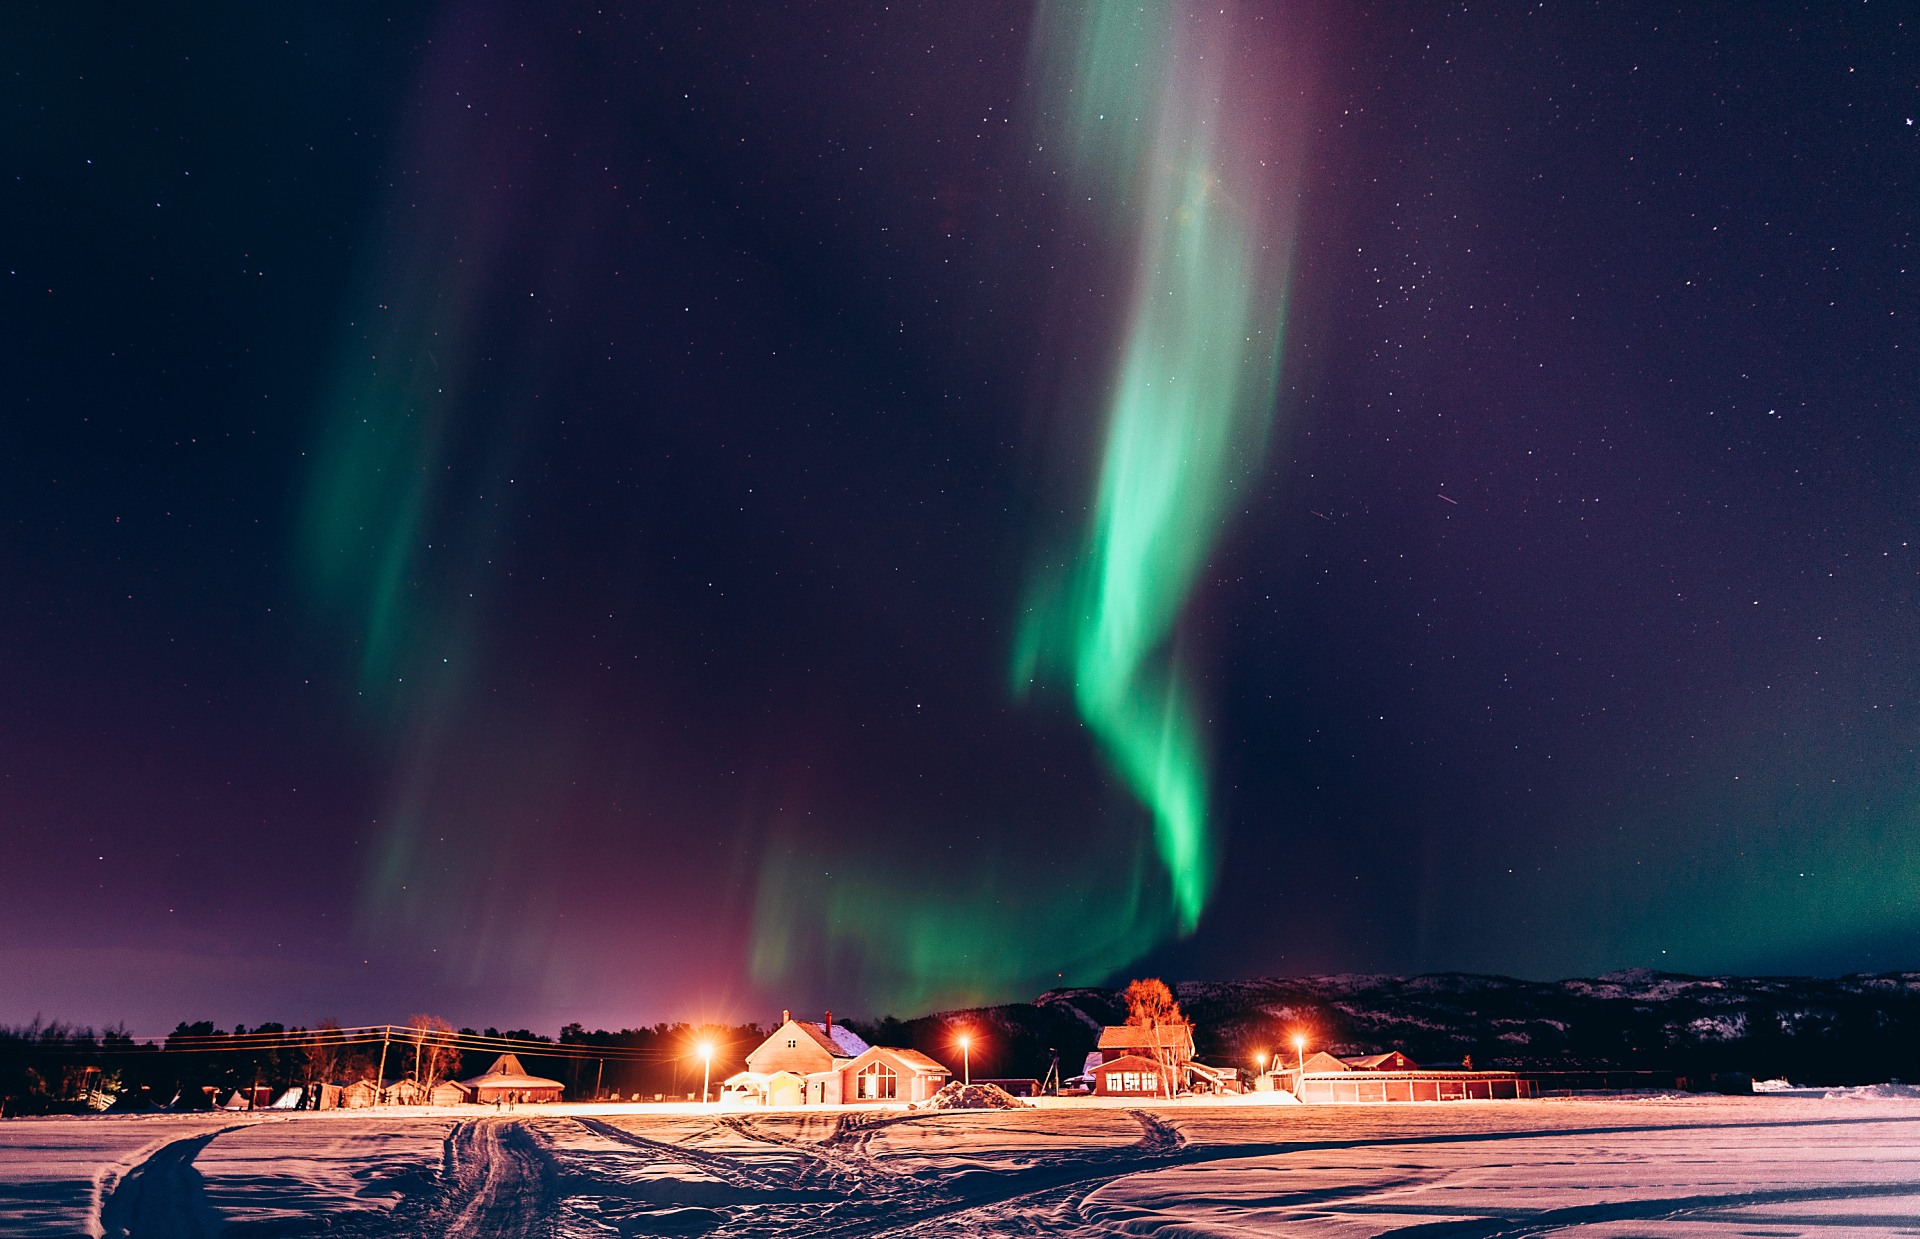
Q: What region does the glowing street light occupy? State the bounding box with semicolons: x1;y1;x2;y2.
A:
1254;1050;1267;1079
1293;1034;1307;1098
698;1041;715;1106
957;1033;972;1086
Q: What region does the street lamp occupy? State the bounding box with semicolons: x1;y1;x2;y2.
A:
957;1034;972;1087
1254;1050;1267;1081
1293;1035;1307;1098
698;1041;714;1106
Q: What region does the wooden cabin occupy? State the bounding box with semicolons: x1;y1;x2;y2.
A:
458;1053;564;1104
430;1080;473;1106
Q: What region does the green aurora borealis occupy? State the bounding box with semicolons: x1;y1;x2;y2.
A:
18;1;1913;1030
1014;0;1293;933
749;0;1305;1006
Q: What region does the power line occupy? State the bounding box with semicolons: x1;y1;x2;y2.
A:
1;1024;747;1063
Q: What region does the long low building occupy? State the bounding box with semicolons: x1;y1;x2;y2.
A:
1273;1051;1534;1102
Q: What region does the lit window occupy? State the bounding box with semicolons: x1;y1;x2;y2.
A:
857;1063;898;1100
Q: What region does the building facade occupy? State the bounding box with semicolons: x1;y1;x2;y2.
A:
726;1013;950;1106
1272;1051;1534;1102
1092;1053;1177;1097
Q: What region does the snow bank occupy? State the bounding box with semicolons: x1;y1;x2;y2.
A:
1822;1082;1920;1100
923;1082;1030;1110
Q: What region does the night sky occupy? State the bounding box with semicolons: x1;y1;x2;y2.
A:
5;2;1918;1035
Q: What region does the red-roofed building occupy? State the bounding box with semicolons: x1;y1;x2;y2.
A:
1094;1024;1196;1065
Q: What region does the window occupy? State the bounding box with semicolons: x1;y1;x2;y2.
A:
1104;1072;1123;1091
857;1063;898;1099
786;1038;797;1049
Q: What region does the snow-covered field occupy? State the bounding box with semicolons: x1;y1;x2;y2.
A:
3;1094;1917;1237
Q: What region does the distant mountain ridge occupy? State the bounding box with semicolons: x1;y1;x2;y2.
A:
850;970;1920;1087
1036;970;1920;1084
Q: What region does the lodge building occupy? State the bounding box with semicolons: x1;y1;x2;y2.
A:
1272;1050;1533;1102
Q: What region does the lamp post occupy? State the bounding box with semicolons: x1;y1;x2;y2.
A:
1254;1050;1266;1089
699;1041;714;1106
958;1034;971;1087
1293;1035;1307;1099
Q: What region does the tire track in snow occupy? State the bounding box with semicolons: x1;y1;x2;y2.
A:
96;1126;240;1239
407;1119;558;1239
574;1116;818;1193
719;1115;906;1194
708;1109;1198;1238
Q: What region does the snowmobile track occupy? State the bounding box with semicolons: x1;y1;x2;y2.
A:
96;1126;237;1239
407;1119;559;1239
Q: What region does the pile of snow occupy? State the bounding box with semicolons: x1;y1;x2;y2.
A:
924;1082;1030;1110
1823;1082;1920;1101
1751;1078;1797;1092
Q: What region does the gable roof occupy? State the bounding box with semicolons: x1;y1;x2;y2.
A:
848;1045;950;1076
1344;1051;1421;1071
1300;1051;1352;1073
1097;1024;1196;1056
459;1052;564;1090
793;1021;871;1059
1094;1052;1175;1074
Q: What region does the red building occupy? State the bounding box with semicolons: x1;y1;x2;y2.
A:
1092;1053;1178;1097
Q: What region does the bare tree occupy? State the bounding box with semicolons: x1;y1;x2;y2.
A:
303;1021;343;1100
1123;978;1187;1099
405;1015;458;1094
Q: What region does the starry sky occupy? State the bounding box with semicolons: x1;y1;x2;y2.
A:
4;1;1917;1034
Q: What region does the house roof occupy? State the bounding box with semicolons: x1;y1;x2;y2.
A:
1097;1024;1195;1054
1095;1052;1175;1073
849;1045;950;1076
1299;1051;1351;1073
1343;1052;1421;1071
792;1020;871;1059
459;1053;564;1090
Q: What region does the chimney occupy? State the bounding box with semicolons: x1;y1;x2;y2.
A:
824;1010;833;1032
782;1009;791;1025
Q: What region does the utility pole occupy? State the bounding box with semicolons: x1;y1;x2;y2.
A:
595;1059;604;1101
375;1026;391;1108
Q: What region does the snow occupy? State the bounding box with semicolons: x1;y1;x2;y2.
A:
825;1024;871;1058
1822;1082;1920;1101
0;1115;230;1238
3;1095;1919;1236
190;1112;457;1230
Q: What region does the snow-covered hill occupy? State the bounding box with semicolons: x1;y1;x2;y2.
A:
1022;970;1920;1083
844;971;1920;1085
